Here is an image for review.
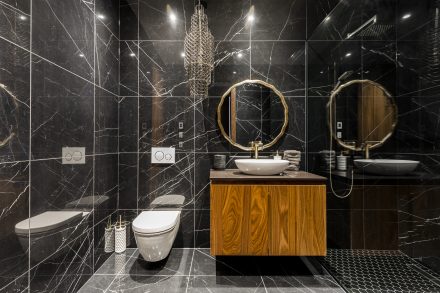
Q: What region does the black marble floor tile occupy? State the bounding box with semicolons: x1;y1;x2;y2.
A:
191;249;261;276
78;274;116;293
108;275;189;293
263;275;344;292
81;248;350;292
187;275;266;292
118;248;193;276
95;249;137;275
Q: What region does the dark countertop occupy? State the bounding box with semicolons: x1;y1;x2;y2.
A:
210;169;327;183
323;170;440;185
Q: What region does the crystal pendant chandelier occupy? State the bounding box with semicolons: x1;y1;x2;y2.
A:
184;2;214;97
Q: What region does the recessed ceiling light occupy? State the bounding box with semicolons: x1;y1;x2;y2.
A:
324;16;330;22
247;14;255;23
19;15;27;21
402;13;411;20
97;14;105;20
181;52;185;58
129;53;136;57
237;52;243;58
320;70;324;74
79;53;85;58
169;12;177;23
233;71;237;74
345;52;352;57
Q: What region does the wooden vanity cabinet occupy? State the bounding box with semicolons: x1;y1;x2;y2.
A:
210;183;326;256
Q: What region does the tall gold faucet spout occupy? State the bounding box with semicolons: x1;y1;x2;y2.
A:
250;141;263;159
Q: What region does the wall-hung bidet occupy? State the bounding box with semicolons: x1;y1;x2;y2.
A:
132;194;184;262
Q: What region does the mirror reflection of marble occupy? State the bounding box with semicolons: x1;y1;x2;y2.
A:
328;79;397;151
217;80;288;151
0;84;18;147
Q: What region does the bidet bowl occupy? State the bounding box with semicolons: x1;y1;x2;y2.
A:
235;159;289;175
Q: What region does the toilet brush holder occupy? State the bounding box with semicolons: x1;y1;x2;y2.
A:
115;225;127;253
122;221;131;247
104;226;115;253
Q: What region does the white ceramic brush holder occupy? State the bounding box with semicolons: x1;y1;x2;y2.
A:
115;224;127;253
104;225;115;253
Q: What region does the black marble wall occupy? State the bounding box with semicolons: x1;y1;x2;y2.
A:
118;0;307;249
118;1;440;271
0;0;120;291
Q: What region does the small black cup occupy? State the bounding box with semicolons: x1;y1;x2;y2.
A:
213;154;227;170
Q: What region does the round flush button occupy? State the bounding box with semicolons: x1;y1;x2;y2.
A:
165;154;172;160
155;151;164;161
65;153;73;161
72;151;82;161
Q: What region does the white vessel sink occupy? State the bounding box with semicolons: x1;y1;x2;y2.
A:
235;159;289;176
353;159;420;176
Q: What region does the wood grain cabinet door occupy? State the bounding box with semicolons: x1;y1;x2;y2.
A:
211;184;326;256
269;185;326;256
210;184;269;255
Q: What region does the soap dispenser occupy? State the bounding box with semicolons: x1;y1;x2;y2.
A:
274;151;282;160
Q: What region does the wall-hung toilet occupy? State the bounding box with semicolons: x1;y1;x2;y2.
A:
132;194;184;262
15;211;85;263
132;210;181;262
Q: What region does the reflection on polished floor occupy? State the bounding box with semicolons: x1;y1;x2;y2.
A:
79;248;344;292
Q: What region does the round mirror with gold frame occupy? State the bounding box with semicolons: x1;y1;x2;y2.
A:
327;79;397;151
217;80;289;151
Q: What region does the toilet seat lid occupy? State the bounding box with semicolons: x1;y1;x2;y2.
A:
15;211;83;235
132;211;180;234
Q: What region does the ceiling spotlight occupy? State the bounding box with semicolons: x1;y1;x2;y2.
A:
345;52;352;57
97;14;105;20
79;53;85;58
19;15;27;21
180;52;185;58
324;16;330;22
402;13;411;20
169;12;177;23
129;52;136;57
237;52;243;58
320;70;324;74
247;14;255;23
233;71;237;74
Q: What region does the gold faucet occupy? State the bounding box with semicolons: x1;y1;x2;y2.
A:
249;141;263;159
362;141;381;159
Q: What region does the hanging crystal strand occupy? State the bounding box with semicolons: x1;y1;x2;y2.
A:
184;3;214;97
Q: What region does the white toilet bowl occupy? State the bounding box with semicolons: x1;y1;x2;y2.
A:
15;211;87;263
132;210;181;262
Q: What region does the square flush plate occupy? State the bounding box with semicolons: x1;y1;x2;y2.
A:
151;147;175;164
62;147;86;164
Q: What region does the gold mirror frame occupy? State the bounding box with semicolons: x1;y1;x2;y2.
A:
327;79;398;152
217;79;289;151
